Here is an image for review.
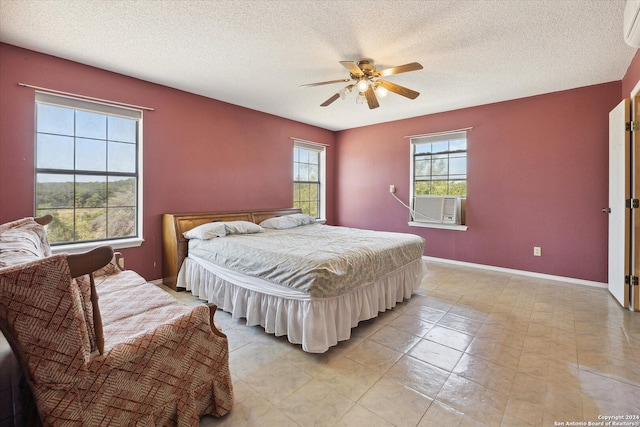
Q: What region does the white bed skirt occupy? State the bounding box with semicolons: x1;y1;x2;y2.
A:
177;256;425;353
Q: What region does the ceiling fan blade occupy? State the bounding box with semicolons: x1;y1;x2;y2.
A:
377;80;420;99
320;93;340;107
340;61;364;77
364;86;379;109
375;62;423;77
300;78;351;88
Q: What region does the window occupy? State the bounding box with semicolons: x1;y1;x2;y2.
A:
34;92;142;247
293;140;325;219
411;130;467;197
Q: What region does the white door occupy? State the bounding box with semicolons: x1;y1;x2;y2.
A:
608;99;631;308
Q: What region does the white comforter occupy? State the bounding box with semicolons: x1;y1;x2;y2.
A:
187;223;425;298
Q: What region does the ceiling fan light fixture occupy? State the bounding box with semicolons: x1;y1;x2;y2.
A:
339;85;352;100
375;83;388;97
302;59;422;109
356;78;369;92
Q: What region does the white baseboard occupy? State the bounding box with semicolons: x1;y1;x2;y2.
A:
423;256;607;289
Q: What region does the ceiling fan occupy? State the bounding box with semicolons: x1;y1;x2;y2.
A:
300;59;423;109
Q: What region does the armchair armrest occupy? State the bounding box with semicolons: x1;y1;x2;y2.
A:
113;252;125;271
34;214;53;226
206;303;227;338
67;246;114;277
92;251;125;278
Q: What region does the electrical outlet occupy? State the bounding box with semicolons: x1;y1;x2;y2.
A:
389;185;396;193
533;246;541;257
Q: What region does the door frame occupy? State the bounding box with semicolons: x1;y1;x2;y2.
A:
631;81;640;311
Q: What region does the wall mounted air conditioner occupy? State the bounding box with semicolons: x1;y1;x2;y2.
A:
413;195;465;225
625;0;640;47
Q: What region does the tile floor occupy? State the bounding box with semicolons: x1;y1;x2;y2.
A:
168;261;640;427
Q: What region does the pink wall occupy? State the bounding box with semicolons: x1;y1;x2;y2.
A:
1;42;636;284
0;43;336;280
335;83;621;282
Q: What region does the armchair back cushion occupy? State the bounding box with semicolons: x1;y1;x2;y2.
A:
0;217;51;267
0;218;100;353
0;255;90;384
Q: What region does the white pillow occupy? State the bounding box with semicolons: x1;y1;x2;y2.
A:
260;216;299;230
183;222;227;240
224;221;264;235
260;214;317;229
288;213;316;225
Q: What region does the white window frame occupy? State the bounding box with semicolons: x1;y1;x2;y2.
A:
409;129;469;231
34;91;144;254
293;139;326;220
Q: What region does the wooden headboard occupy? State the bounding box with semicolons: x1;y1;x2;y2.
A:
161;208;301;290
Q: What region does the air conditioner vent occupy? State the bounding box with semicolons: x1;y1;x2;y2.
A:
413;195;464;225
442;198;457;223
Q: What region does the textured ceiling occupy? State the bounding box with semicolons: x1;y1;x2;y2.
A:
0;0;636;131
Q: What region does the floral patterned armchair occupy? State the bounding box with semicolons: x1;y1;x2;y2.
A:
0;217;233;426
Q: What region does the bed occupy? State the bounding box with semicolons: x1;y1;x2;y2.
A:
162;208;425;353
